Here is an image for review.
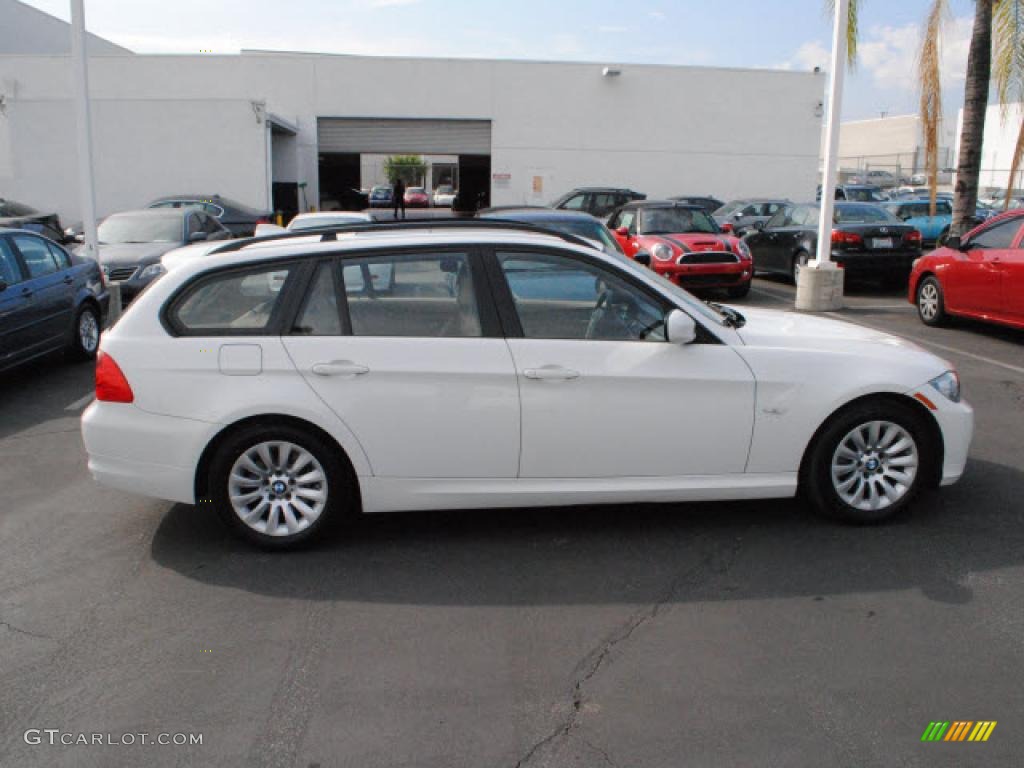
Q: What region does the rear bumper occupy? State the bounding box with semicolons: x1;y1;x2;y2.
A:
81;401;217;504
833;250;919;275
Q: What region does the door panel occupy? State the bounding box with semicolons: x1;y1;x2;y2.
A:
508;338;756;478
944;218;1021;315
9;234;72;348
1000;223;1024;319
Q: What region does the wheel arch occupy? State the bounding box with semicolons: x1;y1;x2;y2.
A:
193;414;363;508
797;392;944;492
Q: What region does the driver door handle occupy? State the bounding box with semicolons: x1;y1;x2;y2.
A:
311;360;369;377
524;366;580;381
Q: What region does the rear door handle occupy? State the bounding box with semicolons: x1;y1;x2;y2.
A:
524;366;580;381
311;360;369;377
20;288;33;298
63;275;74;284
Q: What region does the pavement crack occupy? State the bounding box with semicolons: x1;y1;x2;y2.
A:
0;620;53;641
514;532;746;767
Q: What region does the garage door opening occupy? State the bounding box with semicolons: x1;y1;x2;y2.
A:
317;118;492;212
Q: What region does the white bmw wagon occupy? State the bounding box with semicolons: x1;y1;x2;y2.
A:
82;222;973;548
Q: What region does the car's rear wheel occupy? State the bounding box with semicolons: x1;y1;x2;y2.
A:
67;304;101;361
803;400;934;524
209;424;353;548
916;276;947;326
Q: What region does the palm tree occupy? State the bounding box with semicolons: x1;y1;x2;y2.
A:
828;0;1024;234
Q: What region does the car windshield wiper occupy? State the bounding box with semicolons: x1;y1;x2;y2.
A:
707;301;746;328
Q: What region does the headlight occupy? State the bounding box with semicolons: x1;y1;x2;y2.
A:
735;240;752;260
651;242;674;262
139;263;166;280
929;370;960;403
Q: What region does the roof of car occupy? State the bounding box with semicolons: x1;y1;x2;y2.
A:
107;208;186;218
479;207;598;220
724;197;790;204
621;199;704;210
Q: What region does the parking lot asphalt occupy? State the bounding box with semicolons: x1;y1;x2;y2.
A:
2;276;1023;767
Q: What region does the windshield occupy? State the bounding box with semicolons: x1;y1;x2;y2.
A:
436;185;454;194
408;187;425;194
639;208;718;235
713;201;745;217
289;215;366;231
834;204;900;224
0;200;38;217
98;214;182;244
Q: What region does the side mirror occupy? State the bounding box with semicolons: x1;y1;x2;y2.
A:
945;235;963;251
720;222;734;233
733;211;744;219
752;220;766;231
188;231;208;242
665;309;697;344
634;250;651;267
615;226;630;238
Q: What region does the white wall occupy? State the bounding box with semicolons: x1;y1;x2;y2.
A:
955;102;1024;191
0;51;824;223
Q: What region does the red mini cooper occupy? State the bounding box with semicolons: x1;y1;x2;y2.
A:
607;201;753;298
909;209;1024;330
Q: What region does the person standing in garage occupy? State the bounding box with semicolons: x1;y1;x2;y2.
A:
393;177;406;220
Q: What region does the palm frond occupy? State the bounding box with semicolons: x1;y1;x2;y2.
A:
825;0;860;68
919;0;948;214
1003;116;1024;209
992;0;1024;114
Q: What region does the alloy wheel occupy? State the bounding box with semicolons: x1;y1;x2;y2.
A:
830;420;919;512
227;441;328;537
918;282;940;321
79;310;99;353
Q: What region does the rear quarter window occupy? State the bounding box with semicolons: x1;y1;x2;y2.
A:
168;264;296;334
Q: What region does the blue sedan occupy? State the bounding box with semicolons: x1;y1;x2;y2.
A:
0;228;109;372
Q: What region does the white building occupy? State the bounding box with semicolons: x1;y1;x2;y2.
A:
838;113;957;181
0;2;825;224
955;101;1024;194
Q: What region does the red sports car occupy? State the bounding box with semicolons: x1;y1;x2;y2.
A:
909;209;1024;329
607;201;753;298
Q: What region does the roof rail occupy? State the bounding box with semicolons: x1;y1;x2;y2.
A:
207;218;595;255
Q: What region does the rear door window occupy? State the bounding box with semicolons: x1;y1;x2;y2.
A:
341;252;482;338
11;235;59;279
0;238;24;285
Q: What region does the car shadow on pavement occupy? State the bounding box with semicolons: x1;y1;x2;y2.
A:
149;457;1024;608
0;355;94;440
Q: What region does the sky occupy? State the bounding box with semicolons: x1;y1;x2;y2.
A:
22;0;978;121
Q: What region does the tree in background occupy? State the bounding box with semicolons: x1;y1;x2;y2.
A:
384;155;426;186
829;0;1024;234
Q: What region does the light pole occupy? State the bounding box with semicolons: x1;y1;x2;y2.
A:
70;1;120;322
795;0;847;311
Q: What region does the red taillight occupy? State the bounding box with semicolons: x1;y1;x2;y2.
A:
831;230;863;247
905;229;922;246
95;352;134;403
720;222;734;233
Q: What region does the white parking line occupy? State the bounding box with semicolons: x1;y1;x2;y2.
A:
64;394;94;412
823;313;1024;377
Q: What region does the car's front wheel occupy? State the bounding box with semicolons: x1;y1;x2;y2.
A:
803;400;935;524
916;276;947;326
208;424;353;548
67;304;101;361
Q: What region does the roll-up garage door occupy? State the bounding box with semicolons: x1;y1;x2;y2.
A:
317;118;491;155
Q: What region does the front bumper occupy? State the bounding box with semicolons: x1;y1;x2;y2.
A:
654;261;753;288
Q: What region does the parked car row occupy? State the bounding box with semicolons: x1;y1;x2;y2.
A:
367;184;460;209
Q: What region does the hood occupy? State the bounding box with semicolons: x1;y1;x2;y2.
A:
644;232;738;252
734;305;949;375
93;242;182;266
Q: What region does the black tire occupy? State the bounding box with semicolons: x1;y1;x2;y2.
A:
791;250;810;285
802;399;936;524
67;303;101;361
208;423;355;549
916;275;947;326
726;281;751;299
